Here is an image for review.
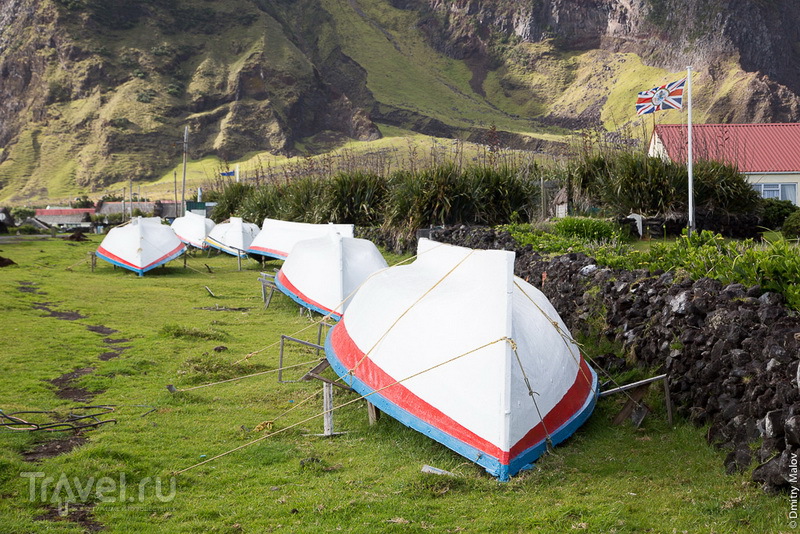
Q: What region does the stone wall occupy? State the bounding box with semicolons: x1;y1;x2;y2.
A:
427;225;800;493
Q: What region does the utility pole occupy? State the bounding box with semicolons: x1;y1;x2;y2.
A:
181;126;188;217
173;170;178;217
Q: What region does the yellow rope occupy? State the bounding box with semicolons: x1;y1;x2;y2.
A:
174;358;323;392
174;336;508;475
233;248;423;365
350;248;475;374
513;279;597;396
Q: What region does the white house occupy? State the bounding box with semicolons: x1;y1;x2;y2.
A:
649;123;800;205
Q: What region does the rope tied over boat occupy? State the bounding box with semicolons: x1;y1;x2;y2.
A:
505;337;553;447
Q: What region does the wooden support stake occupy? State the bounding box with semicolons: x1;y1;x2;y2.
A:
367;402;381;425
278;336;286;382
322;382;334;436
663;375;674;426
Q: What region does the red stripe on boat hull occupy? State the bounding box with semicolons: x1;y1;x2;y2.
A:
329;319;594;464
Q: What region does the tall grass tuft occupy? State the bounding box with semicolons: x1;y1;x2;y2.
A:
209;181;254;222
323;171;388;226
577;152;760;218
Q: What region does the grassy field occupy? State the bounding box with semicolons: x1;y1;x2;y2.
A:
0;234;789;532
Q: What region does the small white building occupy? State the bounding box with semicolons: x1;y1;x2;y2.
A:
649;123;800;205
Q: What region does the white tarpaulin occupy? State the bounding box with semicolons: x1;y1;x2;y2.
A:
96;217;186;276
325;238;598;480
275;233;388;320
204;217;260;257
247;219;354;260
171;212;216;249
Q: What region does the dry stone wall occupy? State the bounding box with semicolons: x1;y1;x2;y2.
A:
426;225;800;493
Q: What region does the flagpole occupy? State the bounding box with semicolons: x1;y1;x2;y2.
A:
687;66;694;237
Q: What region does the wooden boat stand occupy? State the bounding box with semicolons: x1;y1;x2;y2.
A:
276;321;381;435
599;373;673;428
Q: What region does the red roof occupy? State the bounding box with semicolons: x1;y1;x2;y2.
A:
35;208;95;216
652;123;800;173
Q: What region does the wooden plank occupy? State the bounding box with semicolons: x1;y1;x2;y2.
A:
367;402;381;425
301;360;330;381
322;383;333;436
663;375;674;426
306;372;350;390
611;384;650;426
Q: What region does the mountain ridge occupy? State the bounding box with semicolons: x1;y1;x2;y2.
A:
1;0;799;203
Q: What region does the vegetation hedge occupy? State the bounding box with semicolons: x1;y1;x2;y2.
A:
212;163;542;232
573;153;761;218
783;210;800;239
552;216;618;241
209;152;762;235
504;224;800;310
759;198;799;230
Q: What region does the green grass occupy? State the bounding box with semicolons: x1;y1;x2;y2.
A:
0;235;786;532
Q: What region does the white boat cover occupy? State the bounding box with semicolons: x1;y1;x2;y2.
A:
246;219;354;260
204;217;260;257
325;238;598;480
275;233;388;320
96;217;186;276
171;212;216;249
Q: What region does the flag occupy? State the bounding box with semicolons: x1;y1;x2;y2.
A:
635;78;686;116
220;170;235;177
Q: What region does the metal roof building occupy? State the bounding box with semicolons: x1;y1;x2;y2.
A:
34;208;94;229
650;123;800;204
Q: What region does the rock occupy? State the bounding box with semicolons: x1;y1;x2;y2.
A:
764;410;785;438
746;285;763;298
752;451;790;491
725;444;752;474
786;416;800;447
668;291;692;315
758;292;784;307
433;224;800;493
766;358;782;372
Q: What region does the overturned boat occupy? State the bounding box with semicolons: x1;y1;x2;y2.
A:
325;239;598;480
96;217;186;276
246;219;354;260
204;217;260;257
275;232;388;320
171;212;216;249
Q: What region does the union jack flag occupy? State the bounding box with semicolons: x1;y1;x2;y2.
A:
635;78;686;116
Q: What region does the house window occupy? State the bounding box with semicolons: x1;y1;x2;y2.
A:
751;183;798;205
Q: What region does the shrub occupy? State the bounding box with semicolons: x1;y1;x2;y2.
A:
10;207;34;221
136;88;157;103
578;153;761;219
783;210;800;239
16;225;43;235
210;181;254;222
323;172;387;226
760;198;799;230
278;176;329;223
239;184;284;225
552;216;617;241
166;83;184;97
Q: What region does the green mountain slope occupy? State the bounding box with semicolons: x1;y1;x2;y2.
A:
1;0;799;204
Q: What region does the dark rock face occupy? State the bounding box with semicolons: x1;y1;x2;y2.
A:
426;224;800;493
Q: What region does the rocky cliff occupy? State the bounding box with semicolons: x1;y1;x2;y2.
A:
408;0;800;124
1;0;799;202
